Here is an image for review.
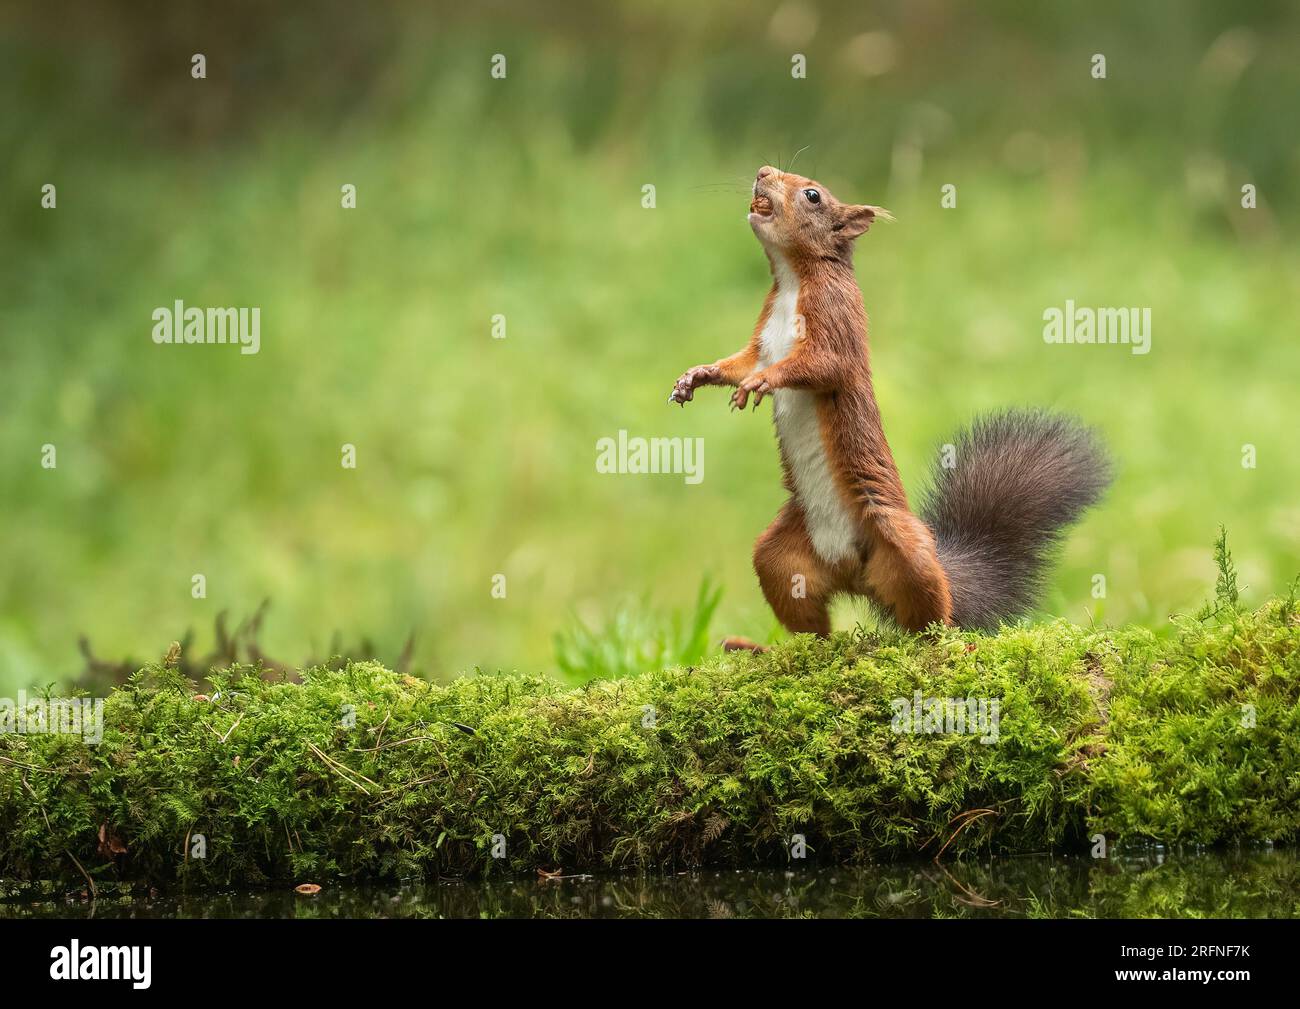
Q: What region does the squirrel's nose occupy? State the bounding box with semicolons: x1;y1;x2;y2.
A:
756;165;777;181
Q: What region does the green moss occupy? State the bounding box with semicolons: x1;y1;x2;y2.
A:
2;599;1298;888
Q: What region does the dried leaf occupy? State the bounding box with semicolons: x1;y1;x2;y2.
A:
97;823;127;858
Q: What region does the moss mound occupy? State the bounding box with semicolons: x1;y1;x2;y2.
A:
2;599;1298;888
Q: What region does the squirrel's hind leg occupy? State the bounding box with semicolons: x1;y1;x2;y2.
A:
861;508;954;632
753;502;840;636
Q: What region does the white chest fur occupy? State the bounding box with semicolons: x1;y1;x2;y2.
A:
758;257;858;564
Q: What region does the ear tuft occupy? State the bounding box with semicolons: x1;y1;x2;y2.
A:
836;203;894;238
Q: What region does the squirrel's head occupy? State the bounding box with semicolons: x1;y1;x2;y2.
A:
748;165;892;259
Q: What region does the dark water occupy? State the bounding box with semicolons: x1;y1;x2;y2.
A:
4;850;1297;919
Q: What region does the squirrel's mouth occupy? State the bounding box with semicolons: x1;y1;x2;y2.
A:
749;194;774;218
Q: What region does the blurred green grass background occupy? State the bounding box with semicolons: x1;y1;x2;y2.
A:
2;0;1298;692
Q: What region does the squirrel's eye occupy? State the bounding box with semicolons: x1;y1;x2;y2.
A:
803;189;821;204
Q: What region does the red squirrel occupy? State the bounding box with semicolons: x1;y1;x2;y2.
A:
669;165;1110;640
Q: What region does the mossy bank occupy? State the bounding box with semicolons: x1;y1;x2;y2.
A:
3;599;1299;889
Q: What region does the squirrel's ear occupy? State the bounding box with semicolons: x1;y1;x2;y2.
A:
836;204;894;239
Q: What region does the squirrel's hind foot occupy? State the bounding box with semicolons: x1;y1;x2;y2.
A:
721;636;769;653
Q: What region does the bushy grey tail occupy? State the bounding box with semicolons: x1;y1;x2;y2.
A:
919;409;1112;630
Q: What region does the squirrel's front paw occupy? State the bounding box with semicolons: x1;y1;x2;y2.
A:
668;365;720;405
731;373;773;411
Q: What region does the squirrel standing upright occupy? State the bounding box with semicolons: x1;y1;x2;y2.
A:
669;165;1111;639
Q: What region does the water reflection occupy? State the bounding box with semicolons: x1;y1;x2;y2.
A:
4;849;1296;919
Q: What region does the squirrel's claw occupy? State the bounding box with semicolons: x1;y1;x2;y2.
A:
670;365;722;407
734;376;772;411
